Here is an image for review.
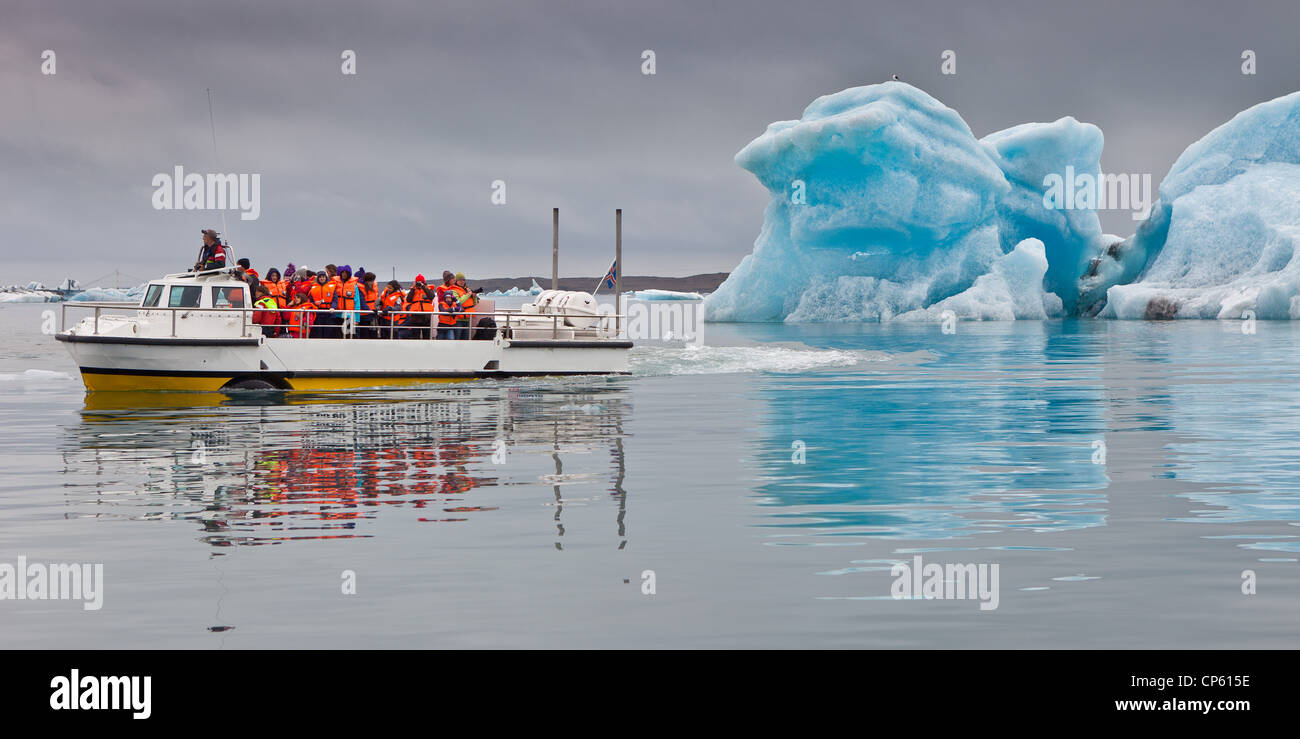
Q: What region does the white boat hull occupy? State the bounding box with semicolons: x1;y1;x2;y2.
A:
57;334;631;392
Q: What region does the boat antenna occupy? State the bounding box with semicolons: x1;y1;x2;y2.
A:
206;88;232;255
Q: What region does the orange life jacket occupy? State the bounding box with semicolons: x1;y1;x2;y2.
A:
286;305;313;337
337;278;359;311
380;289;406;324
309;282;337;310
450;284;474;323
437;288;460;325
357;282;379;311
262;279;287;309
406;287;435;314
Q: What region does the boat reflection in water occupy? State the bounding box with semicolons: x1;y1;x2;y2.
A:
63;382;630;548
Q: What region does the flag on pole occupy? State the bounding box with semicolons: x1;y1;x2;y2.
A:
594;259;617;294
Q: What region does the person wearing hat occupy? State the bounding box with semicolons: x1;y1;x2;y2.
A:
403;274;436;339
436;271;455;306
193;229;227;271
335;266;359;336
237;258;259;281
261;268;287;311
435;281;463;340
450;272;481;339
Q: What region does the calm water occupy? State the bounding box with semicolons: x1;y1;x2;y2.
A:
2;301;1298;648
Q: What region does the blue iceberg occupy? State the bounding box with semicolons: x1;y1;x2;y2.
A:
897;238;1062;321
706;82;1103;322
980;117;1107;313
707;82;1300;322
1095;91;1300;319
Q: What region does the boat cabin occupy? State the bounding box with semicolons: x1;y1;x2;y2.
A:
139;270;250;310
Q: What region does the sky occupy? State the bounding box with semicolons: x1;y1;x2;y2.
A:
2;0;1299;286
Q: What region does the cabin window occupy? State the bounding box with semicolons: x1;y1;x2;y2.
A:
211;286;246;308
142;284;164;307
167;285;203;308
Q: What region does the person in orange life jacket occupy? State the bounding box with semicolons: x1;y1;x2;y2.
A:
402;275;436;339
450;272;481;340
436;283;463;340
308;271;340;338
285;291;314;338
194;229;227;271
354;272;380;339
378;280;406;338
335;266;360;335
252;284;281;338
237;258;259;281
261;268;287;309
435;271;455;306
238;268;260;296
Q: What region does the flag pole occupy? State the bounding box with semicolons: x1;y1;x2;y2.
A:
615;208;622;337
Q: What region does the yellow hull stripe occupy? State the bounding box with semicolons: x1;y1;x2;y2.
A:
80;372;471;392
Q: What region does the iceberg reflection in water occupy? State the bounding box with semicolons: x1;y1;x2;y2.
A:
741;320;1300;558
752;321;1111;542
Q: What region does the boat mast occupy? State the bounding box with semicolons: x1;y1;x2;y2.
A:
206;88;231;250
552;207;559;290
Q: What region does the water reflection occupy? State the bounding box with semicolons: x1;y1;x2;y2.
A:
753;323;1111;543
62;383;631;548
748;320;1300;560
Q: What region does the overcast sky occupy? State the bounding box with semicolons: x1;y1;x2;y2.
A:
2;0;1299;286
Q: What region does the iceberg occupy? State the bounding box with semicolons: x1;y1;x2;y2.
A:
708;79;1300;322
706;82;1100;322
65;284;146;302
486;279;546;298
1094;91;1300;319
0;291;55;303
485;285;531;297
979;117;1107;313
631;289;704;301
897;238;1063;321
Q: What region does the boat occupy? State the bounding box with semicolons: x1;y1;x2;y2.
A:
56;268;631;392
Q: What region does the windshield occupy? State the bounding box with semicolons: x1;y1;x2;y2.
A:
141;284;164;307
167;285;202;308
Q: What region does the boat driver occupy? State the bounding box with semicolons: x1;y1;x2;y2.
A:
194;229;228;271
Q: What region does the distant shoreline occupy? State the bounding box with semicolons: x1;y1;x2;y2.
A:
468;273;728;294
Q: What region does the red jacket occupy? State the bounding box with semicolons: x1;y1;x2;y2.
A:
252;297;280;326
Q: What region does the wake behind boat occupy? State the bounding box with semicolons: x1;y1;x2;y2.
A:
56;268;631;392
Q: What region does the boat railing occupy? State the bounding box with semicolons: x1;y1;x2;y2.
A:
60;302;625;341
